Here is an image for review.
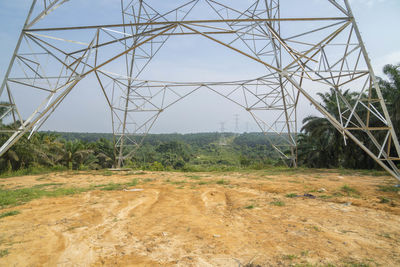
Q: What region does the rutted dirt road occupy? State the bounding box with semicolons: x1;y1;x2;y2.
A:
1;170;400;266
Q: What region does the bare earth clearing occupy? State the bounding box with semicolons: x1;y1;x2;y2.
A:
1;169;400;266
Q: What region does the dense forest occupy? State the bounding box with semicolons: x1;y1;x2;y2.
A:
0;64;399;174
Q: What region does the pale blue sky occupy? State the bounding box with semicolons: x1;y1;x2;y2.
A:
0;0;399;133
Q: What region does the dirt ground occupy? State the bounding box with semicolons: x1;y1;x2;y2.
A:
1;169;400;266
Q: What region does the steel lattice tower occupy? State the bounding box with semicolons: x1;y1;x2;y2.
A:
1;0;400;180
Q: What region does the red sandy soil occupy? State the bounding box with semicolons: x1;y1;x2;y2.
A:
0;170;400;266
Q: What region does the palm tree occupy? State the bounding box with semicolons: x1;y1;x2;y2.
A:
297;88;357;167
379;64;400;136
0;102;11;126
61;140;93;170
299;115;342;167
89;138;115;169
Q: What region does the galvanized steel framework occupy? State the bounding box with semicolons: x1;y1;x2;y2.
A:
1;0;400;180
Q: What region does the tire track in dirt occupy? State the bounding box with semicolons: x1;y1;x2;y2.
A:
56;189;161;266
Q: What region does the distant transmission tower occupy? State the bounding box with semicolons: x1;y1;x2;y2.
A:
234;114;240;133
1;0;400;180
219;122;227;146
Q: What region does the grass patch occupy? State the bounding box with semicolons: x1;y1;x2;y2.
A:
0;165;67;179
312;226;321;232
340;185;360;197
342;260;371;267
32;183;64;189
333;192;344;197
292;263;314;267
300;250;309;257
263;167;312;176
185;175;201;180
35;176;48;181
99;183;124;191
244;205;254;209
216;179;229;185
98;178;139;190
0;249;9;258
0;187;88;208
355;169;387;177
377;185;400;192
378;232;391;239
141;178;154;183
282;254;297;260
270;201;285;206
286;193;298;198
319;195;333;199
379;196;390;204
0;210;20;219
169;180;187;185
133;171;147;175
102;171;113;176
0;176;140;209
127;178;139;186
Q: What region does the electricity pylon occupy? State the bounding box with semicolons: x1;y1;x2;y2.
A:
234;114;240;133
1;0;400;180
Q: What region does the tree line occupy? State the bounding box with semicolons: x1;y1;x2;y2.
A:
0;130;282;173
